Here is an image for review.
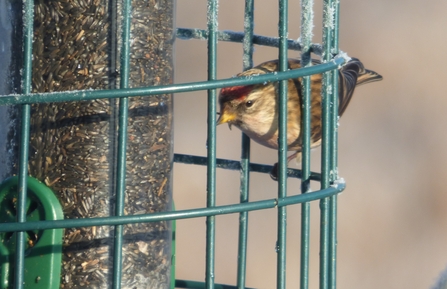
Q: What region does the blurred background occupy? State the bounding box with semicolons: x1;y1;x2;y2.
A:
173;1;447;288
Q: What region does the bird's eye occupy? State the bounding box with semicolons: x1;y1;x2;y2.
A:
245;100;254;108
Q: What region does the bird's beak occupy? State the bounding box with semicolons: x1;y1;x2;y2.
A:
217;110;236;130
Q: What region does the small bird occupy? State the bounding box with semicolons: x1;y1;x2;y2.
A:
217;57;382;179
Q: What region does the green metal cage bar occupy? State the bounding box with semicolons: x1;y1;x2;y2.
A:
237;1;254;288
0;181;345;233
328;1;341;288
300;0;314;288
15;0;34;286
0;60;343;105
205;1;218;288
321;0;334;287
277;0;289;288
111;0;132;286
176;29;324;56
0;0;347;288
321;0;340;288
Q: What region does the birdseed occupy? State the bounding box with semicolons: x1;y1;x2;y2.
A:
4;0;174;288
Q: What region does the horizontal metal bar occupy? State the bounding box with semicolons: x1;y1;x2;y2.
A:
0;180;345;233
175;279;255;289
0;57;345;105
173;153;322;181
176;28;323;56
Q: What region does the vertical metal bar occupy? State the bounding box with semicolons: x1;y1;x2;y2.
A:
319;72;331;289
15;0;33;287
328;179;338;289
320;0;335;288
299;0;314;288
277;0;288;288
112;0;131;286
237;0;254;288
206;0;218;288
328;1;340;288
242;0;254;70
329;0;340;176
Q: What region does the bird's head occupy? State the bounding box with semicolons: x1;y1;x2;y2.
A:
217;84;256;129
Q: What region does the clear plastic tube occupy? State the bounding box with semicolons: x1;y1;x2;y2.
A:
0;0;174;287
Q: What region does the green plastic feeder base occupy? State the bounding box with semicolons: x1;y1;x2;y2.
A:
0;176;63;289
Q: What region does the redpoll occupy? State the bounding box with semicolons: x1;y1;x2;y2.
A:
217;58;382;179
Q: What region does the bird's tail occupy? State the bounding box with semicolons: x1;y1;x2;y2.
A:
338;58;383;116
357;68;383;86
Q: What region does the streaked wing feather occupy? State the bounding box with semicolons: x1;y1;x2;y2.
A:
338;58;382;116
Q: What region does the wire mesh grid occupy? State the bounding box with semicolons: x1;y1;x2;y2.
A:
0;0;346;288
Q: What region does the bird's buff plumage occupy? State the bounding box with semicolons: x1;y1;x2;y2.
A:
217;57;382;179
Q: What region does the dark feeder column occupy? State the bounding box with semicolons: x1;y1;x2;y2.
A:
1;0;174;287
